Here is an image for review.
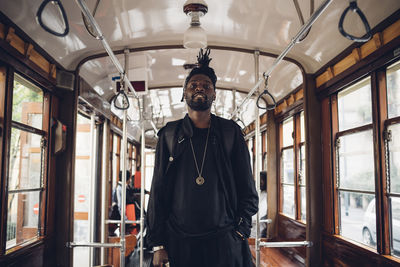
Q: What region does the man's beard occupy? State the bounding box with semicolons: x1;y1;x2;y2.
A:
186;93;213;111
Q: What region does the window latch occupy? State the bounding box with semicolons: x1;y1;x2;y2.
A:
383;129;392;142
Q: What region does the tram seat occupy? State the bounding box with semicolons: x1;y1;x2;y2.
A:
107;234;137;267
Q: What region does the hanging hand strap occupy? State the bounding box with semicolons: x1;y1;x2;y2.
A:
36;0;69;37
338;0;371;42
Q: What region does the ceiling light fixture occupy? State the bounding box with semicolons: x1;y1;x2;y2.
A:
183;0;208;49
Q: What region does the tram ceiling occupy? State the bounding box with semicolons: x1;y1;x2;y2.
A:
1;0;399;129
1;0;398;71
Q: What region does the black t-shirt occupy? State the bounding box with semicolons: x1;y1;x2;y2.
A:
169;125;230;235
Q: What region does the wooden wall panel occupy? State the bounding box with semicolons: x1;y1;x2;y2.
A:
322;234;400;267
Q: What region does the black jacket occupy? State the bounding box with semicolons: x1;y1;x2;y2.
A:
146;114;258;247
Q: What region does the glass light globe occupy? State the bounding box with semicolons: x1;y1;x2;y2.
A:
183;25;207;49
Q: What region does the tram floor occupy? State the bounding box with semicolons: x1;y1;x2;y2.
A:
249;243;303;267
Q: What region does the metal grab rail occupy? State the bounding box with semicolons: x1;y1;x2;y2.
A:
338;0;371;42
259;241;313;248
75;0;139;99
105;219;140;224
67;242;122;249
230;0;333;119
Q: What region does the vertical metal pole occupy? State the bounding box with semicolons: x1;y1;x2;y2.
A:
100;120;110;264
140;96;146;267
120;49;130;267
120;107;128;267
89;114;96;267
254;50;261;267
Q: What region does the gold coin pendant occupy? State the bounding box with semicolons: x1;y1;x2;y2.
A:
196;176;205;185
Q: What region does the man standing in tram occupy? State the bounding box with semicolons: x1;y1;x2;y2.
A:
146;49;258;267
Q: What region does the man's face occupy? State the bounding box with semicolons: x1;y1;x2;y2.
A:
184;74;215;111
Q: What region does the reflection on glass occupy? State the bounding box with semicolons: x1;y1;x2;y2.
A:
6;192;40;249
300;186;306;222
283;185;295;218
389;124;400;193
300;145;306;186
339;192;376;249
387;61;400;119
338;77;372;132
282;117;293;147
8;128;42;190
12;74;43;129
300;111;305;143
282;148;294;184
390;197;400;257
338;130;375;191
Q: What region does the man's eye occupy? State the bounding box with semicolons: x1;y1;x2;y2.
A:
203;84;210;89
190;83;196;89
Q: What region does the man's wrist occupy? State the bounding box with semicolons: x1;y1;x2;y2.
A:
152;245;165;252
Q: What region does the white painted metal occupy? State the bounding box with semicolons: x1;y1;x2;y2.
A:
89;114;97;267
100;120;110;265
254;50;261;267
119;54;129;267
140;96;146;267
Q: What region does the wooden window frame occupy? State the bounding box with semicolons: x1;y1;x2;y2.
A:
0;70;51;255
327;60;400;257
278;111;306;222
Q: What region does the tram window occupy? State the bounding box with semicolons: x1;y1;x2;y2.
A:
282;117;294;147
387;61;400;119
6;74;46;250
299;112;306;221
73;114;93;266
335;77;376;249
300;145;306;221
11;75;43;129
280;113;306;221
282;148;295;218
387;123;400;256
338;77;372;132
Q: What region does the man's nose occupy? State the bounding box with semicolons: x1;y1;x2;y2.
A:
195;85;204;92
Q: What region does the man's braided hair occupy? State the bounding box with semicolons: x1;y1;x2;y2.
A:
182;48;217;101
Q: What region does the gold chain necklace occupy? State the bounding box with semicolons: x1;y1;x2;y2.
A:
189;122;211;185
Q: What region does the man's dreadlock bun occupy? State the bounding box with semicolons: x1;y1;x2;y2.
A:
197;48;212;68
183;48;217;90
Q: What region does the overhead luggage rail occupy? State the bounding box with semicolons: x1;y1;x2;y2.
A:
230;0;333;119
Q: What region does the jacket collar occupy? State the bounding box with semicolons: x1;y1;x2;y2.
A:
181;113;220;139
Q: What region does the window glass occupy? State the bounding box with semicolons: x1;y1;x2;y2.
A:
12;74;43;129
300;145;306;222
300;145;306;186
387;61;400;119
388;123;400;193
8;128;42;190
282;117;293;147
6;191;40;249
113;134;119;189
73;114;92;267
300;111;305;143
282;148;294;184
300;186;306;221
338;130;375;191
338;77;372;131
282;185;295;218
390;197;400;256
339;192;376;249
